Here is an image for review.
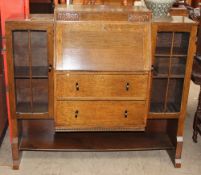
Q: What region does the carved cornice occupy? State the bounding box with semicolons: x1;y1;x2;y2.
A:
56;11;79;21
56;11;151;22
128;13;151;22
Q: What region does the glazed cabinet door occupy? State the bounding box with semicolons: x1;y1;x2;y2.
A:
149;24;197;118
150;32;189;113
6;22;54;119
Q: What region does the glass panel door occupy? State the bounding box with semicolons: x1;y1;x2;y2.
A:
150;32;189;113
13;30;49;114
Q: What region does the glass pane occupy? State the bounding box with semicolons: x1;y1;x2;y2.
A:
32;79;48;113
31;31;48;77
150;79;168;112
173;32;190;55
13;31;29;78
156;32;173;55
170;57;187;76
15;79;31;113
154;56;169;76
166;79;184;112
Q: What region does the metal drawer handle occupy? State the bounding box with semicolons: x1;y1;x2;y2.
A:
126;82;130;91
75;110;79;118
75;82;79;91
124;110;128;118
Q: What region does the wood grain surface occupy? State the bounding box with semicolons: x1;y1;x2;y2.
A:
55;100;146;130
56;73;148;100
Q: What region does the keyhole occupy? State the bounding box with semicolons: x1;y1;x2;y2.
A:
124;110;128;118
126;83;130;91
75;110;79;118
76;82;79;91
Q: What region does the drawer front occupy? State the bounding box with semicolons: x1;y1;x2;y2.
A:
56;74;148;100
55;101;146;131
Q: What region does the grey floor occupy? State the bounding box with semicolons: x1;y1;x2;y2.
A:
0;82;201;175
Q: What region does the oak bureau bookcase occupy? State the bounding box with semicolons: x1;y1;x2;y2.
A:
5;4;197;169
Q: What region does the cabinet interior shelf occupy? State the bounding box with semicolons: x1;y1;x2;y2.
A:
155;54;187;57
152;75;185;79
19;120;174;151
155;47;188;56
16;102;48;113
155;54;187;58
150;102;181;113
14;66;48;79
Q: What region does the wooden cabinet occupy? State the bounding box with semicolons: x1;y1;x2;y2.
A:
6;19;54;120
5;5;197;170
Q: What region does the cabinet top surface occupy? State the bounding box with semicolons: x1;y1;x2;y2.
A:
152;16;196;25
5;6;196;26
55;4;150;13
6;14;54;23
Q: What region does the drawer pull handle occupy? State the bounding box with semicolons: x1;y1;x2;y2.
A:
126;83;130;91
75;110;79;118
124;110;128;118
48;64;52;72
75;82;79;91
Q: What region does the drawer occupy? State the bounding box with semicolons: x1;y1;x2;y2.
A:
56;74;148;100
55;101;147;131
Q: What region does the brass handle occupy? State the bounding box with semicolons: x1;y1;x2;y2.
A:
48;64;52;72
76;82;79;91
124;110;128;118
126;83;130;91
75;110;79;118
151;65;154;71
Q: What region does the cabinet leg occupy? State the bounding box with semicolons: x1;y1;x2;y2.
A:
174;136;183;168
11;137;21;170
175;161;181;168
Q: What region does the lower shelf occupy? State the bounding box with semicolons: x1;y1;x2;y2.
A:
14;66;48;78
19;120;175;151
